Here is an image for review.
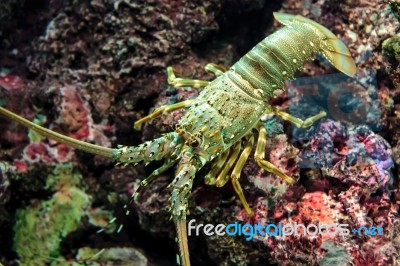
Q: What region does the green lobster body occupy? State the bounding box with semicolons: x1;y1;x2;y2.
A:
170;12;357;170
0;12;356;266
234;26;319;98
178;73;265;160
234;13;355;98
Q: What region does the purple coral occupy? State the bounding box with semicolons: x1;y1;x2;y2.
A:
301;120;394;191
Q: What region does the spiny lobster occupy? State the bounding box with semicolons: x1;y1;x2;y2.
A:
0;13;356;266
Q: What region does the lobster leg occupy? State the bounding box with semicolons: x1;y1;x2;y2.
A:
206;134;255;216
215;141;242;187
204;148;230;185
125;158;177;214
134;100;194;130
167;63;227;88
230;134;255;216
254;123;296;185
271;107;326;128
167;67;210;88
204;63;228;77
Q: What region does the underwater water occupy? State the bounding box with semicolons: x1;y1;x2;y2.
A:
0;0;399;265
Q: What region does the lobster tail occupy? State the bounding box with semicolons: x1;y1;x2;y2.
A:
273;12;356;77
231;12;356;99
320;36;357;77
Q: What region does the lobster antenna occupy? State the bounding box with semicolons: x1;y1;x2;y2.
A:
175;219;190;266
0;106;115;158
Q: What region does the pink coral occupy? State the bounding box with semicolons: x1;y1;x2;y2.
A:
276;191;341;242
18;86;114;165
0;74;24;91
53;86;92;140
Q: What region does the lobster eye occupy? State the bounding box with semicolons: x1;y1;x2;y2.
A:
189;138;200;148
175;124;185;134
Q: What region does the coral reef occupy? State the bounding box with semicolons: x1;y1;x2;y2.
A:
243;121;398;265
0;0;398;266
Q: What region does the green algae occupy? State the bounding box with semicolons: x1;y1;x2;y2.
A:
44;163;82;190
13;164;91;265
383;33;400;63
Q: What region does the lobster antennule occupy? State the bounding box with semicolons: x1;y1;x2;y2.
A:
169;151;206;266
273;12;357;77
